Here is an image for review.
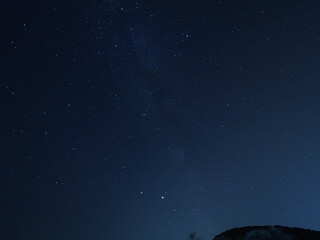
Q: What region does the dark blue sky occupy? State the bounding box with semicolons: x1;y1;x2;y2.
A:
2;1;320;240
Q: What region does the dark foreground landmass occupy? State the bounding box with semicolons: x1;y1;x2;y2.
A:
213;225;320;240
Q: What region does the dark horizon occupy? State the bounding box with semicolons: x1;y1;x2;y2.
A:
2;1;320;239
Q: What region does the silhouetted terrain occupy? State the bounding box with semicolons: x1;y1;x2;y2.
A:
213;225;320;240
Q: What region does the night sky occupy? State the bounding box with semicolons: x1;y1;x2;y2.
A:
2;1;320;240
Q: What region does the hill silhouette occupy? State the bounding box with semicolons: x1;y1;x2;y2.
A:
213;225;320;240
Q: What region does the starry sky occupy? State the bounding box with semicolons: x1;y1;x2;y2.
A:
2;1;320;240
